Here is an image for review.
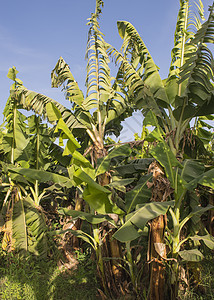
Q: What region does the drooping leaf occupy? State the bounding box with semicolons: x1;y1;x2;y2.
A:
58;208;114;225
51;57;84;106
73;168;120;214
83;187;114;214
113;201;175;242
115;158;153;177
186;168;214;190
117;20;169;107
108;178;135;193
23;196;48;257
190;234;214;250
143;110;165;141
179;204;214;232
49;143;71;167
55;118;81;152
9;167;73;188
46;102;62;122
178;249;204;262
73;168;110;194
198;168;214;189
12;196;48;257
107;44;161;116
13;85;86;130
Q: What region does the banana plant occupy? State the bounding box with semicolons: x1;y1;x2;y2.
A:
8;1;141;295
56;207;117;298
1;67;29;165
12;0;134;166
55;129;153;296
112;111;214;299
11;109;161;297
25;114;56;206
106;1;214;298
7;113;129;297
4;0;214;297
0;68;56;257
0;67;28;253
109;0;214;157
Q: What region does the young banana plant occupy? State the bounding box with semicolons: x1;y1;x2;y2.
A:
0;68;49;257
26;114;56;206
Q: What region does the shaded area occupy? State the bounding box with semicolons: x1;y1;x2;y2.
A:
0;249;99;300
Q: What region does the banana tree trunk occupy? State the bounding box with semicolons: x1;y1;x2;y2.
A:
149;215;167;300
148;161;172;300
94;144;124;297
101;226;123;297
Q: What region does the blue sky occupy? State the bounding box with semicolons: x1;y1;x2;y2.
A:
0;0;213;141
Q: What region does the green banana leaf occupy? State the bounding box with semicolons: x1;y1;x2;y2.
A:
117;20;169;107
125;174;152;213
181;160;205;183
186;168;214;190
190;234;214;250
150;140;183;188
58;208;115;225
13;196;48;257
95;144;132;176
178;249;204;262
9;167;73;188
73;168;123;215
12;198;28;251
113;200;175;242
179;204;214;232
108;178;135;193
115;158;153;177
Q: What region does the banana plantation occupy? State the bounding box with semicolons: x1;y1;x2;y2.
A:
0;0;214;299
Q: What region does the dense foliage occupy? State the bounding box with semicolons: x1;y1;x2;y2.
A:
0;0;214;299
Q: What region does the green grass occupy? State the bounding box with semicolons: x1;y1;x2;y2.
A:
0;250;99;300
0;247;213;300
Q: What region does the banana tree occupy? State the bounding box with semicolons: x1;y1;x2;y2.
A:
109;0;214;155
9;0;140;293
25;114;56;206
113;132;214;298
106;0;214;298
8;113;130;297
0;68;56;257
12;0;133;166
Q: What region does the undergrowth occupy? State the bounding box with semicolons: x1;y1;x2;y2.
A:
0;249;99;300
0;246;213;300
178;255;214;300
